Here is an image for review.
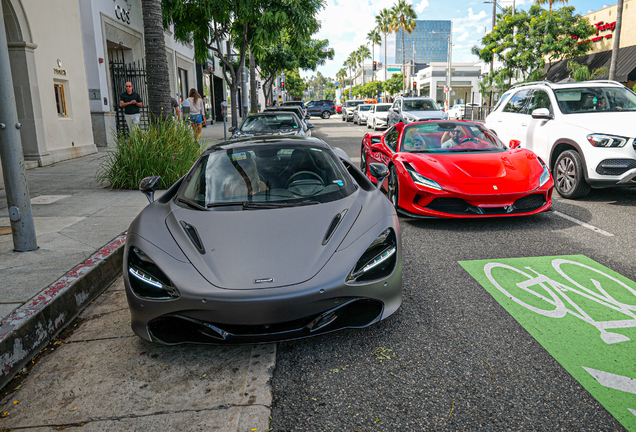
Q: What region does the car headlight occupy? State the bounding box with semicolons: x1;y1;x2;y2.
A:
538;158;551;187
346;228;397;283
128;247;179;299
587;134;628;148
403;115;417;123
360;114;367;119
406;167;443;191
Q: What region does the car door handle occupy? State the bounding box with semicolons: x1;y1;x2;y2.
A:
521;123;528;127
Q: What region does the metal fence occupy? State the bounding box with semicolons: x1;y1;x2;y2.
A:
109;50;150;133
461;106;494;122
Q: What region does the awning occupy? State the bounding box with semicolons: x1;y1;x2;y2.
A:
545;45;636;83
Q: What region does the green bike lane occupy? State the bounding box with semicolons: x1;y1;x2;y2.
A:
461;255;636;430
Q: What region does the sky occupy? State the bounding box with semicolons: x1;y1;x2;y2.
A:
300;0;617;80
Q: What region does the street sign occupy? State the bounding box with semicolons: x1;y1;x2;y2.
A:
387;67;401;72
378;62;383;68
444;86;449;93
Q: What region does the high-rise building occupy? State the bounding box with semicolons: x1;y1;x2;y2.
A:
380;20;451;66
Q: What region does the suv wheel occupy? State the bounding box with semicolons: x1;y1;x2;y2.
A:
322;111;330;119
360;146;368;175
554;150;591;199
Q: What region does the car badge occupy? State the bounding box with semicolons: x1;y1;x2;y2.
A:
254;278;274;284
493;185;498;190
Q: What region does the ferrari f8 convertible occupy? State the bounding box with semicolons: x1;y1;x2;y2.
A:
124;136;402;344
360;120;554;218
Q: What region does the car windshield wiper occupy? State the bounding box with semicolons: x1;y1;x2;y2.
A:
242;200;320;209
206;201;244;208
177;197;208;211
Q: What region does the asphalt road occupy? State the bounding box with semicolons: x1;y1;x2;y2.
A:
269;115;636;431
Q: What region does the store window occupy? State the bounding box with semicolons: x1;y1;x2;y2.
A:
54;83;67;117
178;68;188;102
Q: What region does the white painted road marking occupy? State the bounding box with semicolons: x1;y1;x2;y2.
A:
630;408;636;417
553;211;614;237
358;129;367;132
583;367;636;395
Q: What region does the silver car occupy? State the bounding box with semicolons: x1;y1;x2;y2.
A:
387;97;447;127
229;112;312;138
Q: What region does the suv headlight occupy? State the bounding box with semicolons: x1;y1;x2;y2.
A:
403;115;417;123
128;247;179;299
538;158;551;187
587;134;628;148
347;228;397;283
407;167;442;190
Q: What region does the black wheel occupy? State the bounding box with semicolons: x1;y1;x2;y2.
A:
554;150;591;199
322;111;330;119
360;145;368;175
373;120;378;131
387;165;399;210
353;117;358;125
342;113;346;121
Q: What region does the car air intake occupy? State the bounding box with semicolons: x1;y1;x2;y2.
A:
595;159;636;176
513;194;545;211
323;209;348;245
180;221;205;254
425;198;469;213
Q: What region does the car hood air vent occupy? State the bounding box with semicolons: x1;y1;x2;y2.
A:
180;221;205;254
323;209;348;245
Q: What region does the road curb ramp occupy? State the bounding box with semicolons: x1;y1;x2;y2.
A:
0;235;126;390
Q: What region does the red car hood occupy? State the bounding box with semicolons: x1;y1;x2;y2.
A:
401;149;543;194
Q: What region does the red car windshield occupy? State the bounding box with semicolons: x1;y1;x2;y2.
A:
400;122;505;153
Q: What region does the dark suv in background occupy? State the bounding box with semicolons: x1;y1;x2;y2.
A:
306;100;336;119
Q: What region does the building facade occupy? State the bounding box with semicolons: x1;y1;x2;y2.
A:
381;20;451;67
415;62;482;106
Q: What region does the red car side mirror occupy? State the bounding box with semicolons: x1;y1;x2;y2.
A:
509;140;521;149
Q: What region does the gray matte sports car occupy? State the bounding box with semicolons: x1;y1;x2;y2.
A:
124;136;402;344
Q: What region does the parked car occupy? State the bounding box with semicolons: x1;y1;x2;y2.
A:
282;101;308;118
447;103;480;120
353;104;374;125
264;106;312;131
485;80;636;198
229;112;312;138
306;100;336;119
366;103;392;130
360;120;554;218
342;100;366;122
125;137;403;344
387;97;447;127
335;103;343;114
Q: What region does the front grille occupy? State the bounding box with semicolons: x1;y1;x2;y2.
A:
513;194;545;211
595;159;636;176
425;198;469;213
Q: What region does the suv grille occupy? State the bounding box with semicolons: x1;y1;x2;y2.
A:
595;159;636;176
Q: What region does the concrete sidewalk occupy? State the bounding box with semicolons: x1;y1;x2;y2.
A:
0;118;276;427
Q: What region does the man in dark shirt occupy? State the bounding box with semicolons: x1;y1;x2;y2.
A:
119;82;143;131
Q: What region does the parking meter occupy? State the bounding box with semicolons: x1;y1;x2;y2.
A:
221;101;229;140
181;99;191;119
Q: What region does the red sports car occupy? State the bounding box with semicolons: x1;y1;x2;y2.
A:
360;120;554;218
335;103;343;114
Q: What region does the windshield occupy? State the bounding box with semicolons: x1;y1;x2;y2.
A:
240;114;300;132
554;87;636;114
376;105;390;112
178;144;356;208
403;99;440;111
400;122;505;153
359;105;372;111
346;101;365;107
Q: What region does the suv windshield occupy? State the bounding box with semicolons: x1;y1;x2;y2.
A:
346;101;365;107
375;105;390;112
554;87;636;114
240;114;300;132
178;144;355;208
400;122;505;153
359;105;372;111
403;99;440;111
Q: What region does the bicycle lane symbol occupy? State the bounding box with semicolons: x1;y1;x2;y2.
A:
459;255;636;430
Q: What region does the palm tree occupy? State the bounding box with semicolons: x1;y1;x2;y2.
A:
389;0;417;94
141;0;171;121
534;0;568;11
357;45;371;84
367;29;382;82
344;56;355;98
609;0;624;81
376;8;392;98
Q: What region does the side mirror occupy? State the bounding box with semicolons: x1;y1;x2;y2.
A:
531;108;552;120
305;114;311;120
368;163;389;188
228;126;236;133
139;176;161;204
307;123;314;129
509;139;521;149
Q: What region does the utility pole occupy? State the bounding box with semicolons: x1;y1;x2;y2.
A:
609;0;624;81
447;22;453;110
0;0;37;251
489;0;497;107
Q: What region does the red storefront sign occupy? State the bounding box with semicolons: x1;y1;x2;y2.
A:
572;20;616;44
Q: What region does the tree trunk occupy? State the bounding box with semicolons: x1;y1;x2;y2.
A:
249;47;258;112
609;0;624;81
384;32;388;100
402;28;406;94
141;0;171;122
372;43;375;82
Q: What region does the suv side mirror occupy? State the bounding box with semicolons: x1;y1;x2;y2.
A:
228;126;236;133
368;163;389;188
509;140;521;149
139;176;161;203
531;108;552;120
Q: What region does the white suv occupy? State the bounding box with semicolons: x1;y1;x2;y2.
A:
485;81;636;199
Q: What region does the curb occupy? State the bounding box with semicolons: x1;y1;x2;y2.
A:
0;235;126;390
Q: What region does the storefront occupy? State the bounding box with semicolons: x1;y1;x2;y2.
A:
79;0;197;145
546;1;636;87
415;63;482;106
1;0;96;176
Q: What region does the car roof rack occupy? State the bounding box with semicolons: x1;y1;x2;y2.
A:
579;79;624;86
509;81;554;91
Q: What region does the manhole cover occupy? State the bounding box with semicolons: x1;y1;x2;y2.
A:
0;227;11;236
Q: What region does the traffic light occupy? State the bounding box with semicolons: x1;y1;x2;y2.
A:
281;81;285;90
413;81;417;93
373;61;377;71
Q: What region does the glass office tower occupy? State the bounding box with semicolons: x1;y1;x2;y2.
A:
380;20;451;65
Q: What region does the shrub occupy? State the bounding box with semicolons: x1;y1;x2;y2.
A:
96;118;203;190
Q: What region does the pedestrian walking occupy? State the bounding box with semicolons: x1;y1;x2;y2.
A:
119;82;143;131
170;97;181;118
186;88;206;141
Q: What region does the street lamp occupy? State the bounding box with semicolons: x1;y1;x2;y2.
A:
431;22;453;111
483;0;515;15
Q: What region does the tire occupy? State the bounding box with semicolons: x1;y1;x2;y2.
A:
342;113;346;121
373;120;377;131
554;150;591;199
388;165;399;210
360;145;368;175
322;111;330;119
353;117;358;125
